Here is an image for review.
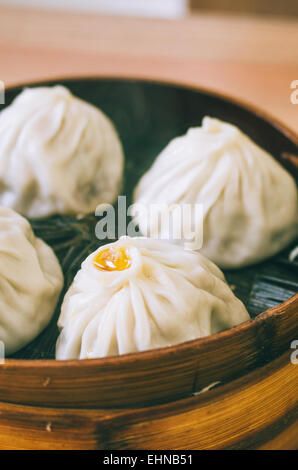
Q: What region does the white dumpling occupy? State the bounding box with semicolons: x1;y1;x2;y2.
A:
0;86;124;218
0;207;63;355
133;117;298;268
56;236;249;360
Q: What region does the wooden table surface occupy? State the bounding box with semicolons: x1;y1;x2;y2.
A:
0;6;298;133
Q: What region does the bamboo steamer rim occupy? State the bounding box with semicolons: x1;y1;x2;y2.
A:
0;348;296;450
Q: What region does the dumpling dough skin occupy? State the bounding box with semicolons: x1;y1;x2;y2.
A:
56;236;249;360
0;207;63;355
0;86;124;218
133;117;298;268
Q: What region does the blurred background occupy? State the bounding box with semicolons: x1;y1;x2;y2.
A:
190;0;298;17
1;0;298;18
0;0;297;131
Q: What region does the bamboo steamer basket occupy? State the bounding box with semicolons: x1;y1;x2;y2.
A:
0;78;297;449
0;348;296;450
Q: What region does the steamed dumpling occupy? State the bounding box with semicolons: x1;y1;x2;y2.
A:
56;236;249;360
0;207;63;355
133;117;298;268
0;86;124;218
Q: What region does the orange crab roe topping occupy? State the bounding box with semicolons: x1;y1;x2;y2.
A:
93;246;131;272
